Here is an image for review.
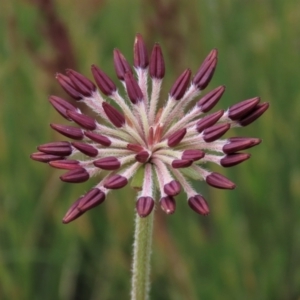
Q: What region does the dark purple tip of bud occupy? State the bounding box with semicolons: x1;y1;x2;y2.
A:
49;159;80;170
104;174;128;189
238;102;269;127
134;33;149;69
206;172;235;189
149;43;165;79
196;110;224;133
62;198;84;224
223;137;261;154
203;123;230;143
71;142;98;157
91;65;117;96
84;131;112;146
136;196;154;218
77;188;106;212
160;196;176;214
124;72;144;104
167;128;187;147
188;195;210;215
56;73;82;100
169;69;191;100
30;152;64;163
49;96;78;120
182;149;205;161
192;49;218;90
50;124;84;140
102;102;125;128
66;69;96;97
135;151;150;163
38;141;72;156
228;97;260;121
164;180;181;196
172;159;193;169
60;168;89;183
66;110;96;130
197;85;225;113
113;49;132;80
220;153;251;167
93;156;121;170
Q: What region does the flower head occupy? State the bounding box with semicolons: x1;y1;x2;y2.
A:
31;34;269;223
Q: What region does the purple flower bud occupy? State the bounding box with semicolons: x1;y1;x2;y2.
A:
56;73;82;100
203;123;230;143
149;43;165;79
197;86;225;113
164;180;181;196
30;152;64;163
196;110;224;133
71;142;98;157
206;172;235;189
172;159;193;169
167;128;187;147
104;175;128;189
77;188;106;212
160;196;176;214
67;110;97;130
91;65;117;96
182;149;205;161
66;69;96;97
134;33;149;69
60;168;90;183
102;102;125;128
223;138;261;154
220;153;251;167
94;156;121;170
84;131;112;146
136;196;154;217
49;96;78;120
228;97;260;120
238;102;269;126
62;198;84;224
50;124;84;140
113;49;132;80
49;159;80;170
38;141;72;156
169;69;191;100
124;72;144;104
188;195;209;215
135;151;150;163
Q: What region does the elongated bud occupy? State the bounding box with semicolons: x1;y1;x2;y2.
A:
91;65;117;96
30;152;63;163
94;157;121;170
62;198;84;224
220;153;250;167
134;33;149;69
135;151;150;163
50;124;84;140
223;138;261;154
160;196;176;214
197;86;225;112
164;180;181;196
113;49;132;80
206;172;235;189
127;144;144;152
149;43;165;79
77;188;106;211
38;141;72;156
60;168;89;183
136;196;154;217
228;97;260;120
167;128;187;147
67;110;97;130
182;149;205;161
84;131;112;146
196;110;224;133
49;96;78;120
49;159;80;170
169;69;191;100
124;72;144;104
56;73;82;100
104;175;128;189
102;102;125;128
71;142;98;157
172;159;193;169
188;195;209;215
238;102;269;126
203;123;230;142
66;69;96;97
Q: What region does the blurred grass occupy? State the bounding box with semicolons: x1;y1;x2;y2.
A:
1;0;300;299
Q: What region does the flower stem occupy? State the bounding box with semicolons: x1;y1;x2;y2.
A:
131;211;154;300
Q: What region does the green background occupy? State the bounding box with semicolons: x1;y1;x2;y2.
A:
1;0;300;299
